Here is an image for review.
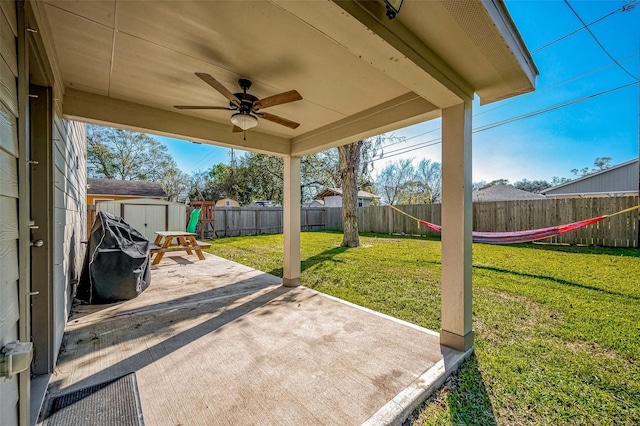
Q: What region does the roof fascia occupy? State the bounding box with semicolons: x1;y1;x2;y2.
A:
478;0;538;104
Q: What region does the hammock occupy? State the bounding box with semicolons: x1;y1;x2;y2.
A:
388;204;640;245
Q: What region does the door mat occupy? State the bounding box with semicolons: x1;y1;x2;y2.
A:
43;373;144;426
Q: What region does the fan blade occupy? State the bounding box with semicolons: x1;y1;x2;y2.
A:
195;72;240;106
174;105;234;110
256;111;300;129
254;90;302;109
232;126;243;133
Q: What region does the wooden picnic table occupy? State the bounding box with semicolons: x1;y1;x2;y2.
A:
150;231;209;265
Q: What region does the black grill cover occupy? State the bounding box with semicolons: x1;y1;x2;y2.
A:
78;211;151;303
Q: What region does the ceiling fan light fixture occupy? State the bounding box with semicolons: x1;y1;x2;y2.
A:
230;112;258;130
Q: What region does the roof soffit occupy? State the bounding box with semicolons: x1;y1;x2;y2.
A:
42;0;536;155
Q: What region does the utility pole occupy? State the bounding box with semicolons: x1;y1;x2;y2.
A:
230;149;236;200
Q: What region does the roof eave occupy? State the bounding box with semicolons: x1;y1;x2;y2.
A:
477;0;538;105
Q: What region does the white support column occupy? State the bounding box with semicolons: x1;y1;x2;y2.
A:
283;156;301;287
440;102;474;351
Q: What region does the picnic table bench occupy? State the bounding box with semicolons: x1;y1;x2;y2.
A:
150;231;211;265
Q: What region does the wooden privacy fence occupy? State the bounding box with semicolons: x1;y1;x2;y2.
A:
325;196;640;248
202;207;326;238
87;204;326;239
87;196;638;247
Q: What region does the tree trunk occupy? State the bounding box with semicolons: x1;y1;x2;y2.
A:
338;141;363;247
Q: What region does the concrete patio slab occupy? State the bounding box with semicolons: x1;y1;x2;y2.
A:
40;253;470;425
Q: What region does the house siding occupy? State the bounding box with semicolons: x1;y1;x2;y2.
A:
544;161;639;197
1;1;87;422
0;1;19;424
323;195;342;207
52;117;86;363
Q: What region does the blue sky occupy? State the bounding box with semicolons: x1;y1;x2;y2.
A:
157;0;639;184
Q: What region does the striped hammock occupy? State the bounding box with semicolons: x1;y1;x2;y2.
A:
389;205;640;245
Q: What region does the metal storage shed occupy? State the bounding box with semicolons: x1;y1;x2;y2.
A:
96;198;187;242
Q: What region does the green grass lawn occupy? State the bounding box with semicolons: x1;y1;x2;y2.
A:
204;231;640;425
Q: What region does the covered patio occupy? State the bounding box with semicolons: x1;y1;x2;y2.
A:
42;253;468;425
39;0;536;353
8;1;536;424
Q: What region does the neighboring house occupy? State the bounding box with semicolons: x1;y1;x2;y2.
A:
472;184;546;202
305;199;325;208
215;198;240;207
87;178;166;205
541;159;639;198
315;188;379;207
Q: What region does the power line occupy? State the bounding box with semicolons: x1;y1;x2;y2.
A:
185;148;218;173
379;53;639;156
474;52;639;118
380;136;442;158
372;80;639;163
379;52;640;156
379;126;440;151
563;0;638;80
382;2;638;151
373;2;639;166
531;0;636;55
373;139;441;163
473;81;637;133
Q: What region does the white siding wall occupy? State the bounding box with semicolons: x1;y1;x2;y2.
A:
0;1;19;424
97;198;187;241
545;161;639;196
52;117;86;364
324;195;342;207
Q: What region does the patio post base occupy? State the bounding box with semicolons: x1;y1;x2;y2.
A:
282;277;301;287
440;329;474;351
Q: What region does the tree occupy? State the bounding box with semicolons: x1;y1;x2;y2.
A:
375;158;442;205
87;125;191;201
87;125;176;181
190;165;235;201
485;179;510;188
338;141;363;247
162;167;191;202
571;157;614;177
240;153;284;204
192;150;345;206
415;159;442;203
472;181;488;192
376;159;415;205
570;167;590;177
593;156;613;171
551;176;571;186
337;135;385;247
513;179;552;194
301;151;341;203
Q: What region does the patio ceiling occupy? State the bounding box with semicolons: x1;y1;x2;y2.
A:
36;0;536;156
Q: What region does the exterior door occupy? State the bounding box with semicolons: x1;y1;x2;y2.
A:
123;204;167;241
29;84;54;375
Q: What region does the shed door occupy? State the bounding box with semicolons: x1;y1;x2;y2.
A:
123;204;167;241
